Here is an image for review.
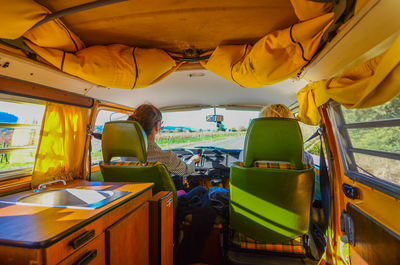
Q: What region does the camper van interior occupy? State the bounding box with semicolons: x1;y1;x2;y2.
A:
0;0;399;264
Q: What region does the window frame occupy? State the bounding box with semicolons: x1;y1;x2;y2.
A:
328;101;400;198
89;103;133;166
0;99;45;181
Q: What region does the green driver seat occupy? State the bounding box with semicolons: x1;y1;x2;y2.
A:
100;120;177;215
229;117;315;243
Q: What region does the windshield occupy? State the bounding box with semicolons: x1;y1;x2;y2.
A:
156;108;259;150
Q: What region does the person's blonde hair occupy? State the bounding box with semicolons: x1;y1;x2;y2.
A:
260;104;293;118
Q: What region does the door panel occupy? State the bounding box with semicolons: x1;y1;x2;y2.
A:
347;204;400;265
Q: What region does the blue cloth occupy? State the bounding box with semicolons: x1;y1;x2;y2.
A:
208;186;229;217
177;186;217;265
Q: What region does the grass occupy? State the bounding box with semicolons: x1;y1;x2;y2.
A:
0;153;35;172
155;132;245;149
90;131;245;163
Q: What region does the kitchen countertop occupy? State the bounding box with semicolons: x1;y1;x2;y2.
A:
0;180;153;248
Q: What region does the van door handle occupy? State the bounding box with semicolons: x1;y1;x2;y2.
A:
342;184;359;199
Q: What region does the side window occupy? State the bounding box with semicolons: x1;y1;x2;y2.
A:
0;98;45;179
329;95;400;193
91;110;129;165
298;122;320;160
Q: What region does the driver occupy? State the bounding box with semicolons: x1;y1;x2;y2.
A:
125;104;201;176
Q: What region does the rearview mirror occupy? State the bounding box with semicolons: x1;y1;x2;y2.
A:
206;114;224;122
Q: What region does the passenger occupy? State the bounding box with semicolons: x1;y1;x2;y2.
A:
239;104;314;165
124;104;201;176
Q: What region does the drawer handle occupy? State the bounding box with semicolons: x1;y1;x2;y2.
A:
75;249;97;265
70;230;95;249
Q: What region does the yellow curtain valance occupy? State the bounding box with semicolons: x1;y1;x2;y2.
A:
32;102;88;187
297;34;400;125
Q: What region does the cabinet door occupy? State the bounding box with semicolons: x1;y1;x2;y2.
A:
106;202;149;265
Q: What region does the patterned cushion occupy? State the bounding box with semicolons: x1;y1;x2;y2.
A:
232;231;306;255
100;161;160;167
234;161;312;169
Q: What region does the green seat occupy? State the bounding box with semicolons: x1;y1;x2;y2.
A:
100;121;177;215
229;117;315;243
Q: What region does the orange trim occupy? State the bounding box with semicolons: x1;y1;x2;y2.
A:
97;101;134;114
0;76;93;108
91;165;100;172
319;105;347;263
83;101;135;179
0;176;32;195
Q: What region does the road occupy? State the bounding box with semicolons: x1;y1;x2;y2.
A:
183;135;246;149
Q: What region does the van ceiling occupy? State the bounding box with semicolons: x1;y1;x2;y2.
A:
35;0;298;53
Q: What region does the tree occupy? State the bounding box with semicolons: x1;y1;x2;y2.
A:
216;121;226;131
239;126;246;132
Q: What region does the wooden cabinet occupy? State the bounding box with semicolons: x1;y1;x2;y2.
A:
0;181;154;265
107;203;149;265
149;192;174;265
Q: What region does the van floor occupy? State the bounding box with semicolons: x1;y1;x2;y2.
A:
227;250;319;265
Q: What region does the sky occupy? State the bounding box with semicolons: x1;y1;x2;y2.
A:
162;108;259;130
95;108;259;131
0;101;45;124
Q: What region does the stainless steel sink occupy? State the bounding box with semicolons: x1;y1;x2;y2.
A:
2;188;131;209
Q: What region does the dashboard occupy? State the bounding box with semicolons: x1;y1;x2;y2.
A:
170;146;241;178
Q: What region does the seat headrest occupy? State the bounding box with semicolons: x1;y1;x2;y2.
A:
101;121;147;164
243;118;304;169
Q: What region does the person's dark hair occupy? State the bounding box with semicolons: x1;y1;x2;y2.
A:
128;104;162;135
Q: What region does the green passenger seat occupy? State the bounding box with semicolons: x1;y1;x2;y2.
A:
229;117;315;243
100;121;177;215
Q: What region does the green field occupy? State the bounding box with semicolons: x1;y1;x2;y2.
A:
90;132;245;164
156;132;245;149
0;153;34;172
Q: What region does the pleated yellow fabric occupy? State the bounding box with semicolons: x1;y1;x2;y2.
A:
290;0;333;21
1;0;337;89
24;19;85;52
25;42;177;89
297;34;400;125
0;0;48;40
200;12;334;87
32;102;88;187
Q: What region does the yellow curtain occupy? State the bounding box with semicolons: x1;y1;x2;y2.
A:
200;13;333;87
297;34;400;125
200;0;334;88
25;42;178;89
0;0;48;40
1;0;338;89
32;102;88;187
24;18;85;52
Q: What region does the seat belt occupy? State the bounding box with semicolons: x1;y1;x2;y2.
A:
319;132;331;232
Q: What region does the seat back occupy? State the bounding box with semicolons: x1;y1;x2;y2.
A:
229;118;315;243
100;121;177;213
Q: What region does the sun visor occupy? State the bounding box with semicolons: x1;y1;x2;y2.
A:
25;41;178;89
200;12;334;88
297;34;400;125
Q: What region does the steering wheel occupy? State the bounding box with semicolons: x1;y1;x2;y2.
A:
174;148;196;162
